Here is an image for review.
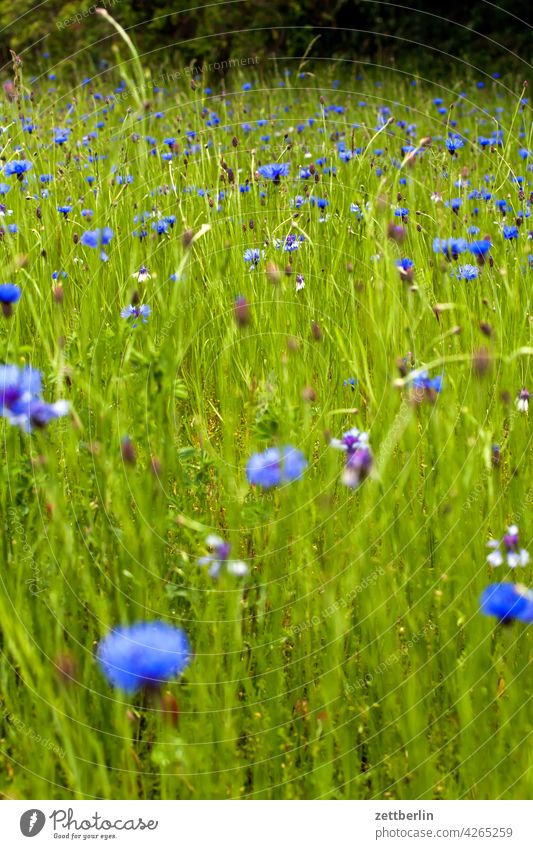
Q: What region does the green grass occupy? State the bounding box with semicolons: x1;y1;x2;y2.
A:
0;60;531;800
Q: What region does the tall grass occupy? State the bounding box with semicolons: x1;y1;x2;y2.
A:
0;60;531;800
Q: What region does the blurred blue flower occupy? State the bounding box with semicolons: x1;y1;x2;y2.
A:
433;238;467;258
246;445;307;488
4;160;32;177
396;257;414;279
0;364;68;432
121;304;151;327
81;227;114;260
480;583;533;623
467;239;491;257
257;163;290;181
53;129;70;144
456;264;479;280
412;370;443;396
98;621;190;693
0;365;41;409
8;397;70;431
0;283;21;316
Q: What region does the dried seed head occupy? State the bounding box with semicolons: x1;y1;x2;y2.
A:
311;321;322;341
266;261;281;284
121;436;136;465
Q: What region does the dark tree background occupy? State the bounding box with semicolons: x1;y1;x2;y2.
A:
0;0;531;76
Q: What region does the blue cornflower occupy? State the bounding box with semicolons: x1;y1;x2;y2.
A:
4;160;32;178
121;304;151;327
246;445;307;488
503;225;519;240
275;234;303;252
8;397;70;431
480;583;533;624
0;183;10;195
197;535;248;579
445;136;465;154
467;239;491;257
0;283;21;316
433;237;467;258
243;248;262;266
53;129;70;144
257;163;290;182
396;257;414;280
81;227;114;248
57;205;72;217
0;364;68;432
80;227;114;260
97;621;190;693
0;365;41;410
411;370;443;398
456;264;479;280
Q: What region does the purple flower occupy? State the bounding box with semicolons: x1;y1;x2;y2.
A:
487;525;530;568
330;428;374;489
132;265;151;283
246;445;307;488
97;621;190;693
516;387;529;413
480;583;533;624
197;535;248;578
343;445;374;489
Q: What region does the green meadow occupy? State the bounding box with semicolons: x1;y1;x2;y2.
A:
0;53;531;800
